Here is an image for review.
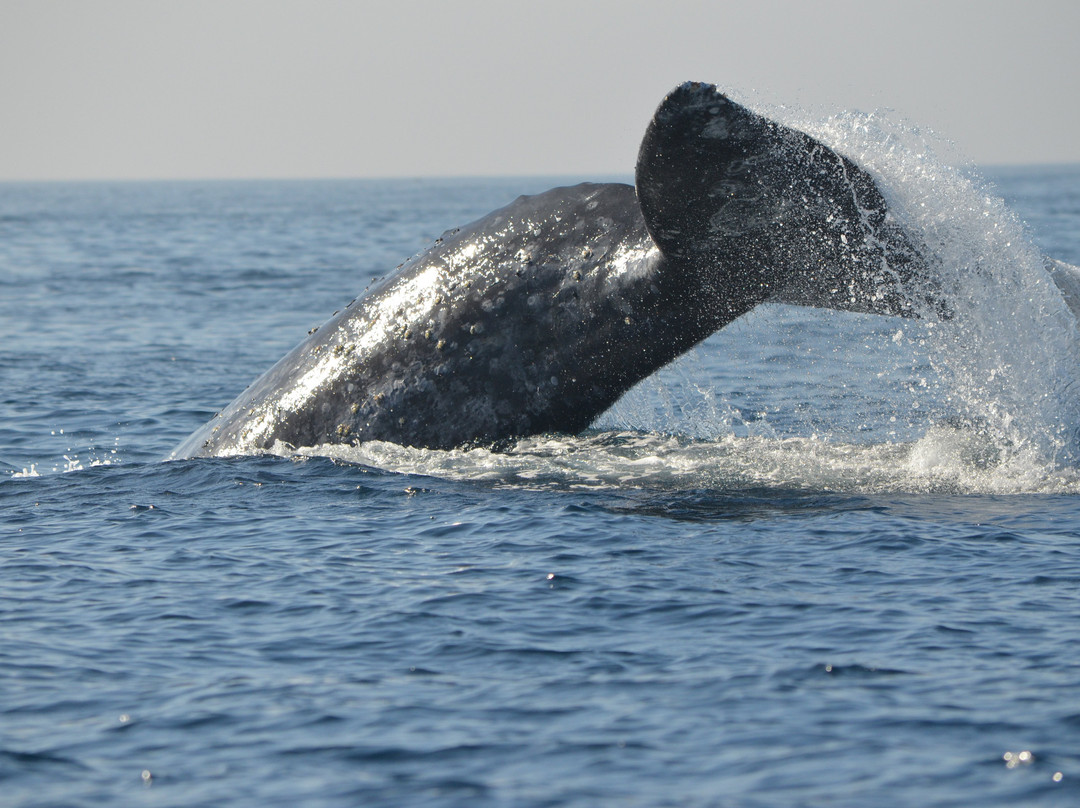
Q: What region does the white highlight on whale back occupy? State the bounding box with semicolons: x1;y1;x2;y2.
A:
229;264;448;452
602;242;660;286
345;264;445;354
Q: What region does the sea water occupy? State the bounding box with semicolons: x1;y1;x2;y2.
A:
3;131;1080;804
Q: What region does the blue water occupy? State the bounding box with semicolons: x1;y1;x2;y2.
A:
4;143;1080;804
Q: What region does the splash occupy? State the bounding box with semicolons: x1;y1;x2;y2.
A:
797;106;1080;468
6;434;123;478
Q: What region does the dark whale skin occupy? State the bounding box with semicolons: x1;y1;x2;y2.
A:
172;83;931;459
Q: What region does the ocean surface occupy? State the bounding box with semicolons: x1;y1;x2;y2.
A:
4;113;1080;806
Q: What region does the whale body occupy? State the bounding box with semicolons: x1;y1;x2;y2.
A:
172;82;935;459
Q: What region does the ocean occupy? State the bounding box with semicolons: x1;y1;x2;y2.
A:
4;114;1080;806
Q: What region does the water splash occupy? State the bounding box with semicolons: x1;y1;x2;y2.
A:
5;434;123;478
799;106;1080;469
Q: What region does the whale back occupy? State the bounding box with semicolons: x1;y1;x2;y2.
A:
171;183;682;457
635;82;932;318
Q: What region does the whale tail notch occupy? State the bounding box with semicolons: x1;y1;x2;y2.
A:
635;82;939;319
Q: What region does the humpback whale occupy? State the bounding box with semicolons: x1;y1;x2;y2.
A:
171;82;936;459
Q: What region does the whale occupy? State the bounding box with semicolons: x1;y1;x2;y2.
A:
171;81;937;459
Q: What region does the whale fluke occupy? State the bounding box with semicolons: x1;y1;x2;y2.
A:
637;82;931;318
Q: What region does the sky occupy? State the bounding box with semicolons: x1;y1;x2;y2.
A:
1;0;1078;181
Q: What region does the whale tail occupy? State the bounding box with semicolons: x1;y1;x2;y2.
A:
635;82;938;319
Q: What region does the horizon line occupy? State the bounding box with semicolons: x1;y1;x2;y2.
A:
2;162;1077;185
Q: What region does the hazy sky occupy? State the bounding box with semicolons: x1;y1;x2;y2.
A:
2;0;1078;181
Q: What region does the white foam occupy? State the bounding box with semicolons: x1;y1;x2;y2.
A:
281;428;1080;495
